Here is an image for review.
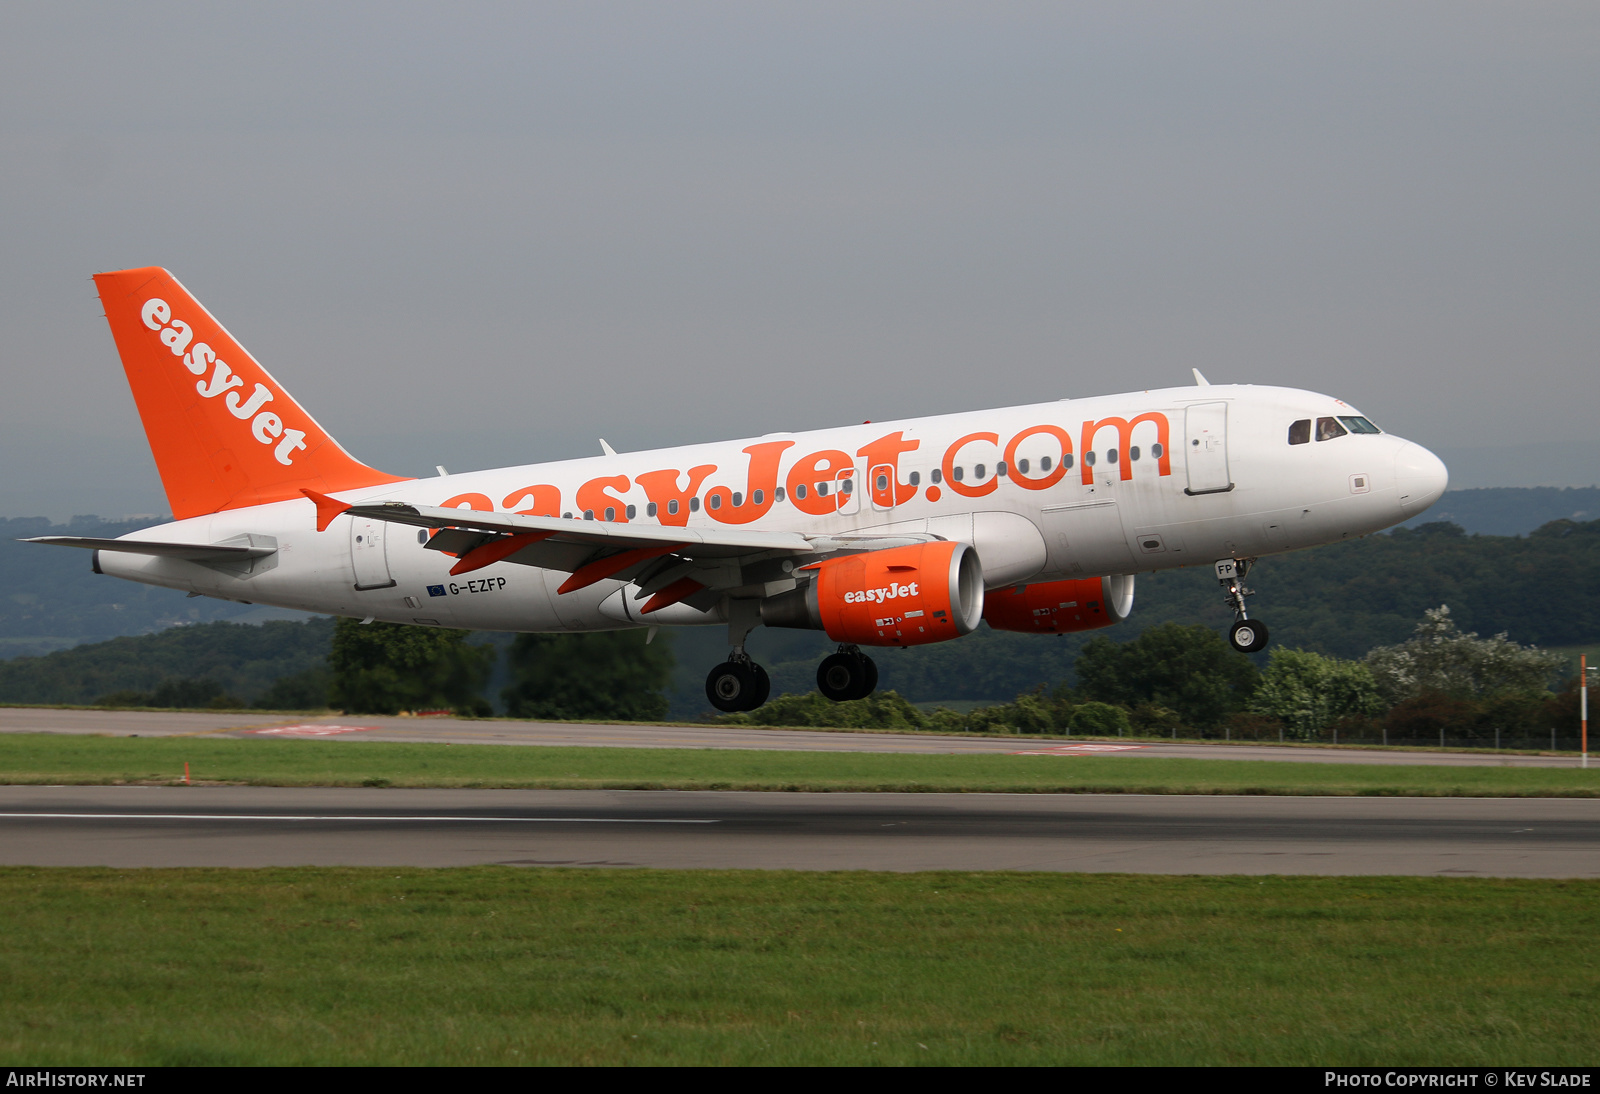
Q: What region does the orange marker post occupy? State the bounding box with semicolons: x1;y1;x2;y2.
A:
184;761;191;786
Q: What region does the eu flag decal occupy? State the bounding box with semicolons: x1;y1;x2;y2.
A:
427;584;447;598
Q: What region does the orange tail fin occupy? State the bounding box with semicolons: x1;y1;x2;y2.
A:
93;267;406;518
93;267;408;520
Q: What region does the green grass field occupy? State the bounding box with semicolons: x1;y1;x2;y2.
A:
0;733;1595;796
0;868;1593;1066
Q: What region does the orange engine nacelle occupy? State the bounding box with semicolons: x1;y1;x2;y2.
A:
761;541;985;647
981;575;1135;634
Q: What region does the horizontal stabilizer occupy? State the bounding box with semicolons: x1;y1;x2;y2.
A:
22;536;276;562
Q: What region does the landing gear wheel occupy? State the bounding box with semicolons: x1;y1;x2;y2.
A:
706;660;763;713
1228;618;1269;654
817;650;878;702
750;662;771;709
858;655;878;699
817;653;857;701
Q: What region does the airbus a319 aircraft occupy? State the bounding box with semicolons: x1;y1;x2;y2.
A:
32;268;1449;712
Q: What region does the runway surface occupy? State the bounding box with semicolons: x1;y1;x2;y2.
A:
0;707;1585;767
2;786;1595;876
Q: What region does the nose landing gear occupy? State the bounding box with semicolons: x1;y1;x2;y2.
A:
817;645;878;702
1217;557;1269;654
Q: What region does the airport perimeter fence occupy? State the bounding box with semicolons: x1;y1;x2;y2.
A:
1108;723;1588;752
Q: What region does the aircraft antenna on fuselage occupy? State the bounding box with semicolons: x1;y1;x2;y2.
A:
1192;368;1211;386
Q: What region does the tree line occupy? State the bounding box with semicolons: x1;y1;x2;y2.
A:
723;607;1577;747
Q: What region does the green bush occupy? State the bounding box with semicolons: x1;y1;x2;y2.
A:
253;667;332;710
718;689;928;729
502;630;674;721
1076;622;1259;727
330;620;494;716
1366;606;1566;704
1067;701;1131;736
1251;648;1384;740
95;676;246;709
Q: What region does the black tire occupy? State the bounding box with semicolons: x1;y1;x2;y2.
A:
817;652;862;702
706;661;758;712
1228;619;1269;654
750;663;771;709
853;654;879;700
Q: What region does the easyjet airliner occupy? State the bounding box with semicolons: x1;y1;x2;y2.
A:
30;268;1448;711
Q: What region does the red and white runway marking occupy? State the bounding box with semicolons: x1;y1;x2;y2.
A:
246;724;379;737
1010;743;1149;756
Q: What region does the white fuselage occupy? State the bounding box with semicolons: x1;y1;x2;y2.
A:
96;383;1447;633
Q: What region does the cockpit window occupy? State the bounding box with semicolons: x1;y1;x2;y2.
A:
1288;419;1311;445
1315;417;1347;441
1338;415;1382;434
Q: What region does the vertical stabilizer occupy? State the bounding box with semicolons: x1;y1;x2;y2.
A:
93;267;407;519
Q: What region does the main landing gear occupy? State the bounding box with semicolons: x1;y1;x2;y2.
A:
703;602;880;713
705;646;882;712
705;654;771;714
1217;557;1270;654
817;645;878;702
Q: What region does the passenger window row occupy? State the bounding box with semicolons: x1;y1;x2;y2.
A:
566;441;1177;520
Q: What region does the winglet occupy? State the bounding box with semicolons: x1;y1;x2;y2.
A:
1192;368;1211;386
301;488;352;532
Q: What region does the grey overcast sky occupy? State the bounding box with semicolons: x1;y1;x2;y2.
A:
2;1;1596;519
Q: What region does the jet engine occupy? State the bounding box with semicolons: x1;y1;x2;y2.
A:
761;541;984;646
981;574;1135;634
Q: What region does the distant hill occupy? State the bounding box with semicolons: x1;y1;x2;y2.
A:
0;617;334;706
1398;487;1600;537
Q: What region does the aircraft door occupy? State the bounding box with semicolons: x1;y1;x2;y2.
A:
868;464;897;511
1184;401;1233;495
350;517;396;590
836;466;860;515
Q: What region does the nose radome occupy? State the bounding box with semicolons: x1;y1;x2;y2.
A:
1394;442;1449;514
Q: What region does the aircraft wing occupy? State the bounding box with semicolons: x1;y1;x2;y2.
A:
344;501;815;557
339;499;935;608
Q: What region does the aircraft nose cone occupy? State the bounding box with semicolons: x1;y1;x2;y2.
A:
1394;442;1448;514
